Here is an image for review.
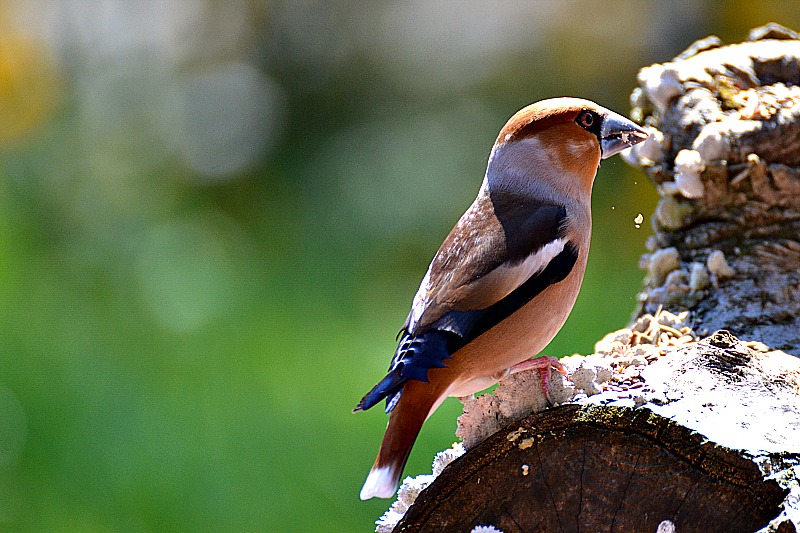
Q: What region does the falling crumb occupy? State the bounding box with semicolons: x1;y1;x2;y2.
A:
521;465;529;476
634;213;644;229
518;437;534;450
611;205;615;210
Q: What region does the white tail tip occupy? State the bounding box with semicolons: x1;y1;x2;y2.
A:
360;466;398;500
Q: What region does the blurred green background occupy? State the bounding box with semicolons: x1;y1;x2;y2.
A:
0;1;798;531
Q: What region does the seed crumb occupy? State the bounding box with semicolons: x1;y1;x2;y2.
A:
506;427;527;442
518;437;534;450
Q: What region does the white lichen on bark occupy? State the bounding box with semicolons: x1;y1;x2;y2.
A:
627;23;800;354
377;309;701;531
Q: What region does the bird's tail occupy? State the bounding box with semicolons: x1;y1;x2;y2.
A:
360;386;434;500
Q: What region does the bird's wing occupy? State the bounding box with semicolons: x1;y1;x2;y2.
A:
406;190;571;335
355;192;579;413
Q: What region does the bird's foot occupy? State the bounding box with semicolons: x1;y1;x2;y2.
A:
507;355;566;403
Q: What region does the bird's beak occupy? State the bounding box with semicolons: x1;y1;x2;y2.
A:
600;111;649;159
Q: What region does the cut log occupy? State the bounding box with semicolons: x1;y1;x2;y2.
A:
395;405;788;533
392;332;800;533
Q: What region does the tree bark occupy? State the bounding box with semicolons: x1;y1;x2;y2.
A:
393;331;800;532
387;24;800;533
629;23;800;352
396;405;787;533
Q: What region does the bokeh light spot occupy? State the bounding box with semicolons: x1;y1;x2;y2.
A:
135;216;244;332
310;102;496;239
0;35;61;145
169;62;285;181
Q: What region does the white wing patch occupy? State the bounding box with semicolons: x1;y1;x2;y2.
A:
407;268;433;333
484;237;567;299
406;237;567;334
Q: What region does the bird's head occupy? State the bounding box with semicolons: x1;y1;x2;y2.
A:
486;97;648;201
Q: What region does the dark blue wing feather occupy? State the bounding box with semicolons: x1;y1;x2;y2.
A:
354;329;459;413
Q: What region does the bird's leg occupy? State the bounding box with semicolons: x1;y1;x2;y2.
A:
507;355;567;402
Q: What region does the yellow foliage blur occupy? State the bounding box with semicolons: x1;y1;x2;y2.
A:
0;34;61;145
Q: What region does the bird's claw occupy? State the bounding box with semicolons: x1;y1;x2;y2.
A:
508;355;565;403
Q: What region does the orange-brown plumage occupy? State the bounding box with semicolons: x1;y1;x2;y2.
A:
357;97;647;500
496;97;596;144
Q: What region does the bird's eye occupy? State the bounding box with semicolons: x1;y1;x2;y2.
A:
578;111;595;128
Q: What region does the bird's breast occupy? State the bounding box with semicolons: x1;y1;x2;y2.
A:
431;249;588;397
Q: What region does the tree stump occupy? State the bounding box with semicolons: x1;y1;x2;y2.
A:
396;405;788;533
381;24;800;533
392;332;800;532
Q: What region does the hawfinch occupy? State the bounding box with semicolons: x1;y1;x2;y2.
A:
355;97;648;500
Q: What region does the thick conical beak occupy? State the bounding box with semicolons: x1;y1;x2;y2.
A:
600;110;649;159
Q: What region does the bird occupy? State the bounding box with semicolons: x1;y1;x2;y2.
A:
354;97;648;500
